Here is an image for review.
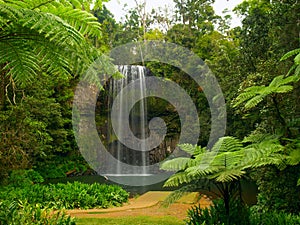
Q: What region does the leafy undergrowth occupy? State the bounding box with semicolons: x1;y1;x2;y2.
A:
0;181;129;209
0;200;76;225
76;216;184;225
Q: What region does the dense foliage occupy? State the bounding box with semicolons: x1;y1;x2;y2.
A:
0;0;299;224
186;199;300;225
186;199;250;225
0;181;129;209
0;0;116;181
0;200;76;225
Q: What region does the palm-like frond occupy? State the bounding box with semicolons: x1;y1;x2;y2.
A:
177;143;205;156
235;48;300;110
280;48;300;61
210;169;245;183
241;135;286;170
160;157;191;171
233;74;296;110
242;133;279;144
162;135;286;187
211;136;243;153
0;0;110;87
163;171;195;187
41;6;101;37
233;86;265;108
161;183;199;207
286;140;300;166
281;48;300;79
0;39;40;84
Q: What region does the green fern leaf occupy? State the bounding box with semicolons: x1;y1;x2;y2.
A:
161;184;198;207
275;85;293;93
163;171;194;187
160;157;191;171
280;48;300;61
211;169;245;182
244;94;265;109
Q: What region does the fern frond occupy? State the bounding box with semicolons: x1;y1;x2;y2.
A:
178;143;205;156
160;157;191;171
186;160;220;178
211;136;243;153
0;1;112;86
287;149;300;166
161;184;198;207
210;169;245;182
275;85;294;93
242;140;285;169
234;92;256;105
295;64;300;78
243;133;265;144
281;75;298;85
163;171;194;187
269;75;285;87
280;48;300;61
46;7;101;37
0;39;40;85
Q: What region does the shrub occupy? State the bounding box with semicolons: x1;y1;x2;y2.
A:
0;200;76;225
186;199;250;225
249;207;300;225
0;181;129;209
252;166;300;214
7;169;44;187
36;159;89;179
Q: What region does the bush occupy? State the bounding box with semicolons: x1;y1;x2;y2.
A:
0;181;129;209
36;159;89;179
252;166;300;214
249;207;300;225
0;200;76;225
186;199;250;225
7;169;44;187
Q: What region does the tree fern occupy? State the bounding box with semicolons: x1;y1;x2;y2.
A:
163;171;195;187
161;183;200;207
234;75;295;110
0;0;111;88
160;157;191;171
280;48;300;61
161;135;287;211
234;48;300;111
178;143;205;155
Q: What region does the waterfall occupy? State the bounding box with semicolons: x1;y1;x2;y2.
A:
108;65;149;176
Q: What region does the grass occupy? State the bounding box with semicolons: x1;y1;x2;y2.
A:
76;216;185;225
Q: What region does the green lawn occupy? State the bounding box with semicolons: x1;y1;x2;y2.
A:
76;216;185;225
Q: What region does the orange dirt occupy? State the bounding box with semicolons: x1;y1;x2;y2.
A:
66;191;211;220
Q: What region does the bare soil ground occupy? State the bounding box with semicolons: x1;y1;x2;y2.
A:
66;191;211;220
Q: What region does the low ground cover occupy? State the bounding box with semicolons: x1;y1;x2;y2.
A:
0;181;129;210
76;216;184;225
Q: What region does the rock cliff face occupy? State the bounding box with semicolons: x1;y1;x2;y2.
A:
148;135;179;163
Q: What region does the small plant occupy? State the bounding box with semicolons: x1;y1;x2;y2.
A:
249;206;300;225
0;200;76;225
0;181;129;209
8;169;44;187
186;199;250;225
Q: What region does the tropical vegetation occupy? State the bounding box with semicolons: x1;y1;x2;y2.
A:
0;0;299;224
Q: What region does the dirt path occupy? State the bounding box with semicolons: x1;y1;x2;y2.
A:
66;191;211;220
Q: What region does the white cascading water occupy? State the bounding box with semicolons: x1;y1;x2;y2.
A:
108;65;149;176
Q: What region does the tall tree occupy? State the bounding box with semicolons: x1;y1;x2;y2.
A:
0;0;114;180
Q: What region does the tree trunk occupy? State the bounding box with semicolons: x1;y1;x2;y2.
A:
223;183;230;225
0;70;5;110
272;95;292;138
